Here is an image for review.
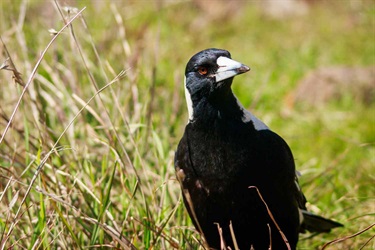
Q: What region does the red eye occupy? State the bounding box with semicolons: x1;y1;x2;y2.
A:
197;66;208;75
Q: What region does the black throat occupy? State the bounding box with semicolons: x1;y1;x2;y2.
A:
192;85;244;126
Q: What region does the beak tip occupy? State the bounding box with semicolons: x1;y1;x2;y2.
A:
238;65;250;74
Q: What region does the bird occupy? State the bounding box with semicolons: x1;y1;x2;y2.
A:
174;48;342;250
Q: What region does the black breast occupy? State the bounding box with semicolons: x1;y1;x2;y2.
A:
175;119;300;250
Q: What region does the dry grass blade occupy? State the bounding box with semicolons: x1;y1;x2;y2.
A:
82;217;136;250
267;223;272;250
249;186;291;250
321;223;375;250
359;234;375;250
229;220;239;250
214;222;227;250
0;7;86;144
0;37;24;86
0;175;15;203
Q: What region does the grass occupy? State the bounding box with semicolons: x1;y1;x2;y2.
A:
0;0;374;249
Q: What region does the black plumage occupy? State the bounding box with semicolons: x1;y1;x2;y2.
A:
175;48;342;250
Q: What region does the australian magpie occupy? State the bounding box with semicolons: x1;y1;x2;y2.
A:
175;48;342;250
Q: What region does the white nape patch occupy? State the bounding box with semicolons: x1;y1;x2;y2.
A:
184;77;194;122
235;97;269;131
215;56;244;82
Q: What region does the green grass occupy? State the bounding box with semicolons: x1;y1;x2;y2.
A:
0;1;374;249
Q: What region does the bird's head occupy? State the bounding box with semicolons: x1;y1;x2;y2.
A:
184;48;250;121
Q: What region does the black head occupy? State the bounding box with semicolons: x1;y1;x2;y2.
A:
184;48;250;120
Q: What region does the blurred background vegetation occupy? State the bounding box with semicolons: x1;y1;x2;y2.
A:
0;0;374;249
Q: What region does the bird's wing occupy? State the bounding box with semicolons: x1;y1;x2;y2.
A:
174;131;208;236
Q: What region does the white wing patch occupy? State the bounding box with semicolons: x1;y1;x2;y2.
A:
184;77;194;122
235;97;269;131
